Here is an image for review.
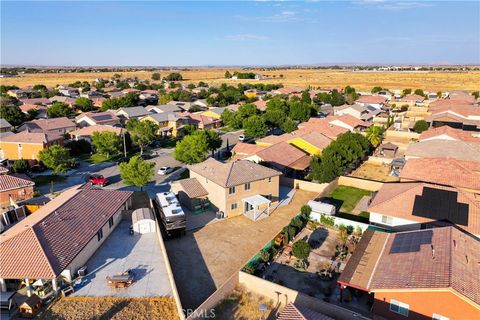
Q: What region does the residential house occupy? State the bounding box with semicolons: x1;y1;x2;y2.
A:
19;104;48;119
0;174;35;209
418;126;480;143
69;125;123;143
48;96;76;106
80;91;104;99
333;104;380;122
404;140;480;162
115;106;152;121
19;98;52;106
0;186;133;293
400;158;480;193
0;119;13;133
58;86;80;98
425;105;480;131
0;131;63;161
75;112;121;127
297;117;349;139
398;94;425;105
17;117;77;135
277;303;333;320
255;142;311;175
355;95;388;109
200;105;240;120
146;104;183;114
253;99;267;112
140;112;185;137
7;89;36;99
183;113;222;130
326;115;371;132
368;182;480;237
256;130;332;156
272;87;304;95
171;178;209;212
338;227;480;320
179;159;281;219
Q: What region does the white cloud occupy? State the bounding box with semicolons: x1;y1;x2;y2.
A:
354;0;434;10
225;34;269;41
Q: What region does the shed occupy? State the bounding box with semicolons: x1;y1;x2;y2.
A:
19;294;41;318
376;142;398;158
131;208;156;234
307;200;336;221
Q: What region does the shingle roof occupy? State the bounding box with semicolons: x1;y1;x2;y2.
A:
0;174;34;192
405;140;480;162
188;158;281;188
177;178;209;198
400;158;480;191
146;104;183;113
76;112;120;124
20;117;76;132
0;187;133;279
419;126;480;144
117;106;151;118
1;131;62;144
277;303;334;320
368;182;480;235
0;118;12;129
145;112;182;123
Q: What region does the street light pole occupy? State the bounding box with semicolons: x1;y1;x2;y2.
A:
123;130;127;158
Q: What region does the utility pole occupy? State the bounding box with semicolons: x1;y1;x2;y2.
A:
122;130;127;157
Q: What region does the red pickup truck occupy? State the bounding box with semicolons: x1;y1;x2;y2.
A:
88;174;109;187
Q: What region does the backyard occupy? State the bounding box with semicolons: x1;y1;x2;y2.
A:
323;185;372;215
350;162;400;182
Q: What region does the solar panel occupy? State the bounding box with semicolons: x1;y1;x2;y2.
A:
389;230;433;254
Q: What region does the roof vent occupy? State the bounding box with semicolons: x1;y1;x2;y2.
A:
453;239;456;248
466;255;469;264
431;245;435;259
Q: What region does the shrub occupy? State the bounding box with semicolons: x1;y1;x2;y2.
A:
283;225;297;244
300;205;312;221
292;240;311;260
400;104;409;112
242;264;255;275
320;214;335;227
354;226;363;236
12;159;28;173
413;120;429;133
290;216;303;229
259;249;270;263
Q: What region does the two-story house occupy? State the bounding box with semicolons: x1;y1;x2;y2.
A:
0;131;63;161
140;112;185;138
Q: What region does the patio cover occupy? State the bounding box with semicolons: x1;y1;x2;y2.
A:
242;194;271;207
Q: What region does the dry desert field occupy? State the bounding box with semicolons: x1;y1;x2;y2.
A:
2;68;479;91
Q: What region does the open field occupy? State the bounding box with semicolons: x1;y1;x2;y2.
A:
42;297;179;320
2;68;480;91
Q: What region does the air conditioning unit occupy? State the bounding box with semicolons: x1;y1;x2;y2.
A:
77;266;87;277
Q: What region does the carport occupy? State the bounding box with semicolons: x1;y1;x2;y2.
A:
242;195;271;221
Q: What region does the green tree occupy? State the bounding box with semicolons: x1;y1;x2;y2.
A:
39;145;72;174
414;89;425;97
126;119;158;155
289;101;310;122
91;131;122;158
413;120;429;133
26;108;39;120
12;159;28;173
402;88;412;96
243;115;267;138
225;70;232;78
280;117;297;133
202;130;222;157
0;105;25;125
151;72;161;81
159;94;172;104
74;97;94;112
330;89;346;106
472;91;479;99
47;102;72;118
165;72;183;81
174;133;208;164
119;156;155;190
365;125;384;147
263;109;286;130
371;86;384;93
292;240;311;260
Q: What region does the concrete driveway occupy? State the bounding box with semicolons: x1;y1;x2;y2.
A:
164;189;318;310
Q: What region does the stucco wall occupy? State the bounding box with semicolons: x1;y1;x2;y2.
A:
338;176;384;192
369;212;421;231
189;171;227;215
0;142;45;160
0;186;34;207
280;176;338;195
385;130;420;140
373;290;480;320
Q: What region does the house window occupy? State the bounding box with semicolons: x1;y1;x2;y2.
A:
244;182;251;190
266;194;272;200
229;186;236;194
381;215;394;225
97;228;103;241
108;217;114;228
231;203;237;210
390;299;409;317
432;314;449;320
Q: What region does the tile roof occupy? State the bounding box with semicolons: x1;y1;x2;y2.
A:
405;140;480;162
0;174;34;192
177;178;209;198
1;131;62;144
76;112;120;124
429;98;475;109
292;131;332;150
70;125;123;137
274;87;304;95
0;118;12;129
329;114;372;129
183;112;219;126
253;100;267;111
19;104;47;113
19;98;52;105
20;117;76;132
400;94;425;102
145;112;182;123
0;166;9;174
370;227;480;306
400;158;480;191
429;105;480;117
368;182;480;235
297;118;349;139
188;158;281;188
0;187;133;279
257;142;310;171
277;303;334;320
419;126;480;144
232;142;266;156
256;134;292;145
356;95;388;104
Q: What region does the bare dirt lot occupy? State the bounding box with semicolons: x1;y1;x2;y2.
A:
2;68;479;91
350;162;399;182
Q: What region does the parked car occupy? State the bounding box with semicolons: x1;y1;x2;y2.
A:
88;174;109;187
158;166;173;175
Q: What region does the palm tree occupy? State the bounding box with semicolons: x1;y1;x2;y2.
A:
366;125;384;147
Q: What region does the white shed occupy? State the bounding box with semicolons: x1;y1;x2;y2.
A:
307;200;336;222
132;208;156;234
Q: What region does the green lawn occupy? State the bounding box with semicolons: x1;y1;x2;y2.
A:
32;175;67;185
219;126;236;132
88;153;112;164
327;186;372;214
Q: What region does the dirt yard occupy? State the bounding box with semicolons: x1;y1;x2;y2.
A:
164;189;318;310
351;162;399;182
2;68;479;91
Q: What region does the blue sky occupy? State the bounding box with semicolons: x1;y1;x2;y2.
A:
1;1;479;66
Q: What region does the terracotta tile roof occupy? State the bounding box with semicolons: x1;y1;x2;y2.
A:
297;118;349;139
257;142;310;171
0;118;12;129
293;131;332;150
0;174;34;192
400;158;480;191
20;117;76;132
429;104;480;117
253;100;267;111
277;303;334;320
19;104;47;113
256;134;292;145
356;95;388;104
0;187;133;279
76;112;120;124
274;87;304;95
232;142;266;156
188;158;281;188
183;112;220;126
177;178;208;198
368;182;480;235
400;94;425;102
70;125;123;137
369;227;480;305
0;166;9;174
329;114;372;129
1;131;62;144
419;126;480;144
405;140;480;162
429;98;475;109
19;98;51;105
